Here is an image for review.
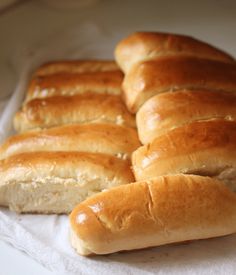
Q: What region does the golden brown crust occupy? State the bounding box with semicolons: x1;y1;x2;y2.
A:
0;151;134;184
70;174;236;255
14;93;136;132
0;123;141;160
34;60;120;76
137;89;236;144
123;56;236;113
115;32;234;72
0;151;134;213
132;120;236;186
26;71;123;102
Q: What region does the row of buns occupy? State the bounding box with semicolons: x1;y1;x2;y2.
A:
69;32;236;255
0;60;140;214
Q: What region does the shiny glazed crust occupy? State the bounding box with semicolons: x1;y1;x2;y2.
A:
137;89;236;144
132;120;236;192
14;93;136;132
26;70;123;102
115;32;234;73
123;56;236;113
0;123;141;160
34;60;120;76
69;174;236;255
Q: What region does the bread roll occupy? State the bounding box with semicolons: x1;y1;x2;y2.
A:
0;151;134;214
14;93;136;133
115;32;234;72
69;174;236;255
123;56;236;113
26;70;123;102
132;120;236;191
137;89;236;144
0;123;141;160
34;60;120;76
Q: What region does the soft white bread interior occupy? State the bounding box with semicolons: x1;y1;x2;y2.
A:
123;56;236;113
14;93;136;133
0;123;141;160
132;120;236;191
25;70;123;102
137;89;236;144
115;32;234;72
69;174;236;255
0;151;134;214
34;60;120;76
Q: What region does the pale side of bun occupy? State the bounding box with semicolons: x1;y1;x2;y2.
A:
123;56;236;113
14;93;135;133
115;32;234;73
132;120;236;192
0;123;141;160
34;60;120;76
69;174;236;255
0;151;134;214
137;89;236;144
25;70;123;102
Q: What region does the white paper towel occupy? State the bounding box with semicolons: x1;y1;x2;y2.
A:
0;22;236;275
1;207;236;275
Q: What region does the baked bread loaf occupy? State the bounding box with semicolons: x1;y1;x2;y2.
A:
123;56;236;113
34;60;120;76
0;123;141;160
132;120;236;191
14;93;136;133
69;174;236;255
25;70;123;102
137;89;236;144
0;151;134;214
115;32;234;72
